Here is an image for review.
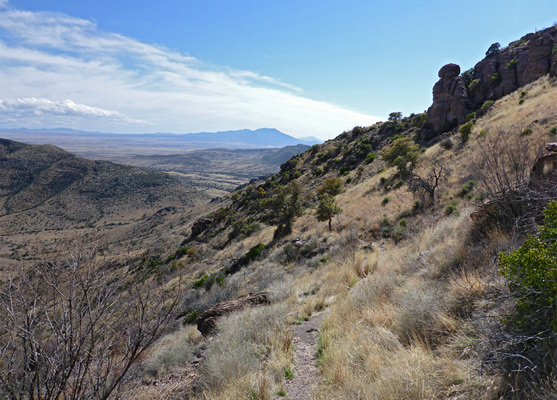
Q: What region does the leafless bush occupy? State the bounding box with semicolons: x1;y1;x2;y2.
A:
0;241;177;399
472;130;553;230
409;163;445;206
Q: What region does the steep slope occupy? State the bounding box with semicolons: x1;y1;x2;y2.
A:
124;55;557;399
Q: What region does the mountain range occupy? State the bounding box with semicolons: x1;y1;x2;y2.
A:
0;127;322;149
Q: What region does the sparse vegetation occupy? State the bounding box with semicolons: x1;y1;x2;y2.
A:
460;120;474;142
499;200;557;332
380;136;420;177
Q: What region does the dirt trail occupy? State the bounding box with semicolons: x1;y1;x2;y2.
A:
283;311;328;400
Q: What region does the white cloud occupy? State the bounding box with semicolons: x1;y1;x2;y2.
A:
0;0;8;9
0;98;149;124
0;7;379;139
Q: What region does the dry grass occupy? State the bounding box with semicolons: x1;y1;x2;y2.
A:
315;210;502;399
199;303;291;399
125;76;557;399
142;325;202;379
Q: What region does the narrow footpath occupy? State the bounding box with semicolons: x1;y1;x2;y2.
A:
283;311;328;400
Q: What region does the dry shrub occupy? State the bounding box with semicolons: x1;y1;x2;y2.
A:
142;325;201;379
392;279;456;344
199;303;288;397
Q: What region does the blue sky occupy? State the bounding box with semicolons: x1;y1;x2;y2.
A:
0;0;556;139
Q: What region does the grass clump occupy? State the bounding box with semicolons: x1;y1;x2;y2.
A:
520;126;533;136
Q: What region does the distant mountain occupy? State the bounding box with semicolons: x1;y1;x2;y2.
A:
0;127;322;149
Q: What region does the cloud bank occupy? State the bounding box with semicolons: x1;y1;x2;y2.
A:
0;7;378;139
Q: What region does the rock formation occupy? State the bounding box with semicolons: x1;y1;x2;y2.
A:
426;63;470;133
427;26;557;135
195;292;270;336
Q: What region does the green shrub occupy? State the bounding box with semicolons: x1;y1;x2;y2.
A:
245;243;266;262
381;197;390;206
193;275;210;289
481;100;495;111
507;59;518;69
440;139;453;150
314;167;323;176
459;180;476;197
549;126;557;136
444;201;459;216
182;310;201;325
498;201;557;332
465;112;476;121
468;79;480;91
380;136;420;177
490;72;499;83
518;98;524;105
365;152;376;165
460;121;474;142
175;246;191;258
339;166;350;175
520;90;527;98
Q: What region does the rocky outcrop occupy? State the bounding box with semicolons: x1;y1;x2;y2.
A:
195;292;270;336
427;64;470;133
427;26;557;135
190;217;213;237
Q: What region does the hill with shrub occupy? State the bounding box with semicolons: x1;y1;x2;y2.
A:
1;27;557;399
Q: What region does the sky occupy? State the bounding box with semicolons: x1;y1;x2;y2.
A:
0;0;556;140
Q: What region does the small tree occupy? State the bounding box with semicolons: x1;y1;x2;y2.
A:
388;112;402;122
485;42;501;57
261;181;304;239
316;193;342;231
409;164;445;206
317;177;344;198
380;136;420;177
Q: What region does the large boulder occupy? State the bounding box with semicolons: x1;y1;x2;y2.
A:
195;292;270;336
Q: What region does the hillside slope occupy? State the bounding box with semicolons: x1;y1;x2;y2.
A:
0;139;210;267
123;64;556;399
2;28;557;400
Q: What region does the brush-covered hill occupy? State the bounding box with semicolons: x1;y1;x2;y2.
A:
0;139;211;267
1;27;556;400
120;28;557;400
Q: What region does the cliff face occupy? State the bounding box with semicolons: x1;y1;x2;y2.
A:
427;26;557;134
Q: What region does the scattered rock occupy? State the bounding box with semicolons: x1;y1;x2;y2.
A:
195;292;270;336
